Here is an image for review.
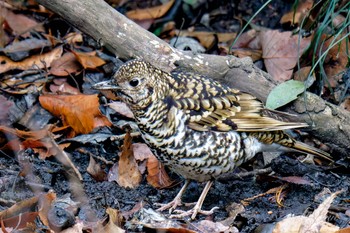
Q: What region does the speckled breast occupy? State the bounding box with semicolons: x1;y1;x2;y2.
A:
134;102;248;182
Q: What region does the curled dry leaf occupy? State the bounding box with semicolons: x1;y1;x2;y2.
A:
87;155;107;182
0;46;63;73
117;131;142;189
98;208;125;233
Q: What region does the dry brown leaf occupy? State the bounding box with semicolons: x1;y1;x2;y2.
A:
117;131;142;189
260;30;311;82
126;0;175;20
107;101;134;118
336;227;350;233
280;0;314;26
1;38;52;54
37;192;57;228
193;220;237;233
71;50;106;69
50;78;81;95
0;14;10;47
273;189;344;233
50;52;82;76
87;155;107;182
231;48;262;61
96;208;125;233
1;7;44;36
0;46;63;73
176;30;237;49
146;153;174;189
231;29;260;49
39;94;112;136
132;143;152;161
340;97;350;111
0;125;70;158
0;192;56;231
0;196;39;220
63;32;83;45
320;33;349;87
0;95;13;124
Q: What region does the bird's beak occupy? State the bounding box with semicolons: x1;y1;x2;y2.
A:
93;80;121;90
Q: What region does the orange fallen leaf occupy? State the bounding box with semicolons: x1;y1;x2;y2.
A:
0;125;69;159
176;30;237;49
146;153;174;189
0;46;63;73
71;50;106;69
280;0;314;26
126;0;175;20
39;94;112;136
117;131;142;189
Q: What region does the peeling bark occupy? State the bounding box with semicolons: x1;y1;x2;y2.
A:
36;0;350;156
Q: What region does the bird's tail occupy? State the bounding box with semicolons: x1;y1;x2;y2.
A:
292;141;332;162
249;131;333;162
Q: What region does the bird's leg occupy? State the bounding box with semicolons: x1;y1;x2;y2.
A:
155;180;190;213
171;180;219;220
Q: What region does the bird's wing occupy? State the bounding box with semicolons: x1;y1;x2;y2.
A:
168;72;307;132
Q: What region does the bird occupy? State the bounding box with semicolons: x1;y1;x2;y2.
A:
93;59;332;220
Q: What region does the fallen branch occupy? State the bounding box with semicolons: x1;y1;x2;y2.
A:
36;0;350;156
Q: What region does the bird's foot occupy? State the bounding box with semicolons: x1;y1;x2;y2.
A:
155;198;183;213
170;204;219;220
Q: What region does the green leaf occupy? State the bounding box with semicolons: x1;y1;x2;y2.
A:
266;80;305;109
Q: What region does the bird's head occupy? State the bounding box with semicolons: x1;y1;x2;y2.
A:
93;60;168;110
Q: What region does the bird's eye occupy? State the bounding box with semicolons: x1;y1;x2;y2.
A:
129;78;139;87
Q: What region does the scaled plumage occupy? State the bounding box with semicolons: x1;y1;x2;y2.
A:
93;59;331;219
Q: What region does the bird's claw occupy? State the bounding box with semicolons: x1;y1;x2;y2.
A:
155;199;183;213
170;206;219;220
